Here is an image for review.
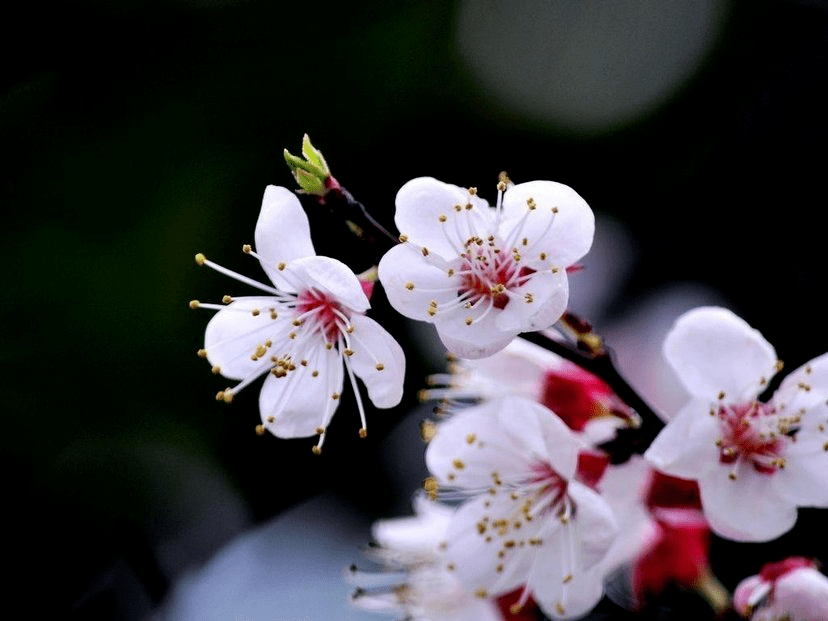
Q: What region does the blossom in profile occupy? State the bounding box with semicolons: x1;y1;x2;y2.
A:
378;177;594;358
424;396;617;619
733;557;828;620
350;494;540;621
191;185;405;452
644;306;828;541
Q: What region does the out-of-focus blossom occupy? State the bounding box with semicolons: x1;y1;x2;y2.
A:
734;557;828;620
419;336;637;443
645;307;828;541
378;177;594;358
424;396;617;619
192;186;405;451
350;494;540;621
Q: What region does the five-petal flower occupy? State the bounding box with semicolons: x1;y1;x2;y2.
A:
193;185;405;451
424;396;617;619
644;306;828;541
378;177;594;358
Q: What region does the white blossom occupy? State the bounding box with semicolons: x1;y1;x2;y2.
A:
424;396;617;619
733;557;828;621
378;177;594;358
645;306;828;541
192;185;405;451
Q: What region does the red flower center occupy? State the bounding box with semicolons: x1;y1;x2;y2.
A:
296;289;345;342
717;401;785;475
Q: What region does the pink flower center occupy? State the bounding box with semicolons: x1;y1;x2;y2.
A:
528;461;569;510
458;245;535;310
296;289;345;342
717;401;786;475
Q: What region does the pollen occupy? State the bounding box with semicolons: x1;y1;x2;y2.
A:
466;433;476;445
474;589;487;599
375;363;384;371
255;424;266;436
195;253;206;266
251;308;260;316
526;198;536;209
277;262;286;271
222;295;233;304
438;214;447;222
189;300;200;309
399;234;409;242
465;317;473;325
453;458;465;469
211;365;221;374
242;244;252;253
359;427;367;438
197;348;208;358
312;445;322;455
405;281;415;290
421;247;430;257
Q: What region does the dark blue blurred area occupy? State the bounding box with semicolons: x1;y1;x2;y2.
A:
2;0;827;618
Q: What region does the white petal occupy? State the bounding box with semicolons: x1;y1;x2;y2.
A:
643;399;721;480
531;566;605;620
494;268;569;333
435;317;516;359
775;567;828;619
773;442;828;507
395;177;492;259
259;343;344;438
425;401;533;488
254;186;315;289
774;351;828;420
664;307;778;401
347;314;405;408
371;494;454;553
500;180;595;268
444;492;542;596
203;296;289;380
378;243;464;321
289;256;370;313
698;467;797;542
496;397;581;479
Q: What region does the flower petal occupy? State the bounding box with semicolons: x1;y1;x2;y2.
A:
698;467;797;542
289;256;370;313
378;243;463;321
664;306;778;401
500;180;595;268
347;314;405;409
254;186;316;289
774;567;828;619
644;399;721;480
259;342;344;438
203;296;289;380
566;481;618;571
425;400;533;488
775;351;828;423
395;177;492;259
494;268;569;334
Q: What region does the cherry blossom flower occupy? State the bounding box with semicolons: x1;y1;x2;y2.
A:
378;177;594;358
424;396;618;619
191;185;405;452
419;336;637;443
350;494;540;621
734;557;828;620
644;306;828;541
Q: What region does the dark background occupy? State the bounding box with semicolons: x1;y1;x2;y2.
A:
2;0;827;618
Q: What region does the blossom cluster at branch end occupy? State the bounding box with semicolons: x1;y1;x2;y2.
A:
192;185;405;452
644;306;828;542
378;177;595;359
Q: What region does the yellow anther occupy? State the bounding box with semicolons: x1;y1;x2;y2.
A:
221;295;233;304
251;308;260;316
465;317;473;325
312;445;322;455
315;426;325;435
398;234;408;242
189;300;200;309
405;281;415;290
242;244;252;253
496;181;507;192
474;589;487;599
466;433;476;445
375;363;385;371
468;187;478;195
718;391;726;400
194;253;206;266
197;348;208;358
453;458;465;470
526;198;536;209
255;424;266;436
551;206;559;213
277;262;286;271
421;247;430;256
438;214;447;222
331;392;341;400
311;370;319;377
358;427;367;438
211;365;221;374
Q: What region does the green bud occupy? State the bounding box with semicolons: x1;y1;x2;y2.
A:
283;134;332;197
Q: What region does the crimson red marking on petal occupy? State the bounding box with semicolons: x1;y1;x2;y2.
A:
296;289;345;342
645;471;702;510
575;449;610;490
759;556;817;582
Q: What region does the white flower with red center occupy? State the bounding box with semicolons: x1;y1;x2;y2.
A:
644;306;828;541
424;396;617;619
734;557;828;620
191;185;405;451
377;177;594;358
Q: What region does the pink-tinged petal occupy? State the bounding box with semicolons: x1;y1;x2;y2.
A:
289;256;369;312
698;467;798;542
494;268;568;333
443;493;542;597
500;180;595;269
425;401;533;488
644;399;721;480
395;177;492;259
378;243;463;321
203;296;290;380
664;307;777;401
733;574;766;615
496;397;581;479
254;186;315;289
259;343;344;438
566;481;618;571
774;567;828;619
347;314;405;408
775;351;828;419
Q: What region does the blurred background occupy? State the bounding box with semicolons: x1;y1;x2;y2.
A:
3;0;827;618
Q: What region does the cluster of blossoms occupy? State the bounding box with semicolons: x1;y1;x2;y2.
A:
191;137;828;619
